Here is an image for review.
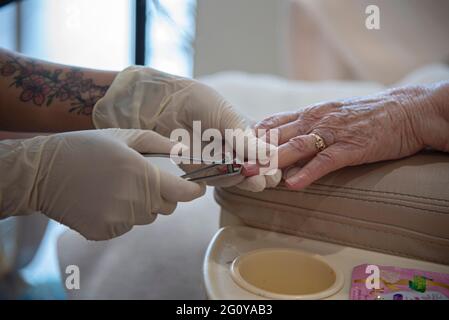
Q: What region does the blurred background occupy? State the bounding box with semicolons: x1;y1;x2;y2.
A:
0;0;448;299
3;0;448;81
0;0;196;75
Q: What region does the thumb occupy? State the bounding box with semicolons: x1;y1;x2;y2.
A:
118;129;185;155
159;170;206;202
119;129;206;201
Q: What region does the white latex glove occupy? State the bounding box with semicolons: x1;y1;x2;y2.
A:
0;129;205;240
92;66;281;192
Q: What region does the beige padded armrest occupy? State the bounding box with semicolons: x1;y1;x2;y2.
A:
215;151;449;265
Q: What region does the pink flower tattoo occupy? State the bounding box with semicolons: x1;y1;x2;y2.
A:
0;55;109;115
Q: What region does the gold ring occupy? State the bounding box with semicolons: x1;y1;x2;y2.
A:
310;133;327;152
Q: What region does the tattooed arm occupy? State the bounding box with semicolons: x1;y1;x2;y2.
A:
0;48;117;132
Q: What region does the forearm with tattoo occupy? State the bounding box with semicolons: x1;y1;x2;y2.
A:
1;54;109;115
0;48;117;132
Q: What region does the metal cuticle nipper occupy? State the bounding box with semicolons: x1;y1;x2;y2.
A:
140;153;243;182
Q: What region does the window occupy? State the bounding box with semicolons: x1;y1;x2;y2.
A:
0;0;196;75
19;0;133;70
147;0;196;76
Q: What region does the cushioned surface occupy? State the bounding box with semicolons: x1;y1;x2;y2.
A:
215;151;449;265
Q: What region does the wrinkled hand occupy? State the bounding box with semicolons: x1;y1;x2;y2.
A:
256;84;444;190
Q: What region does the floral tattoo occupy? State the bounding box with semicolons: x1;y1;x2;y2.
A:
0;55;109;115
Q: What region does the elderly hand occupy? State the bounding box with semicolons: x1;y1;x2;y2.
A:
93;66;281;192
255;82;449;190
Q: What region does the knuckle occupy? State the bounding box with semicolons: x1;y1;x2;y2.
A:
288;136;309;152
309;101;342;112
291;119;307;137
317;150;335;162
255;119;272;130
315;151;340;169
312;128;335;146
297;167;314;182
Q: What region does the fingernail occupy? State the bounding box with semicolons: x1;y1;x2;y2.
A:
285;167;301;179
242;163;259;176
286;174;300;187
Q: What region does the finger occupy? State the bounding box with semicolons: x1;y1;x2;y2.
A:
242;163;260;176
295;155;315;168
230;129;278;165
134;199;176;225
283;157;314;178
188;82;250;133
236;175;267;192
276;120;310;145
134;211;157;225
264;169;282;188
283;166;301;180
156;200;177;215
277;134;320;168
159;170;206;202
254;111;299;132
124;129;184;154
255;128;280;145
243;160;281;177
285;148;344;190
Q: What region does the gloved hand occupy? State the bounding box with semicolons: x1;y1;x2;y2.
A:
92;66;281;192
0;129;205;240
